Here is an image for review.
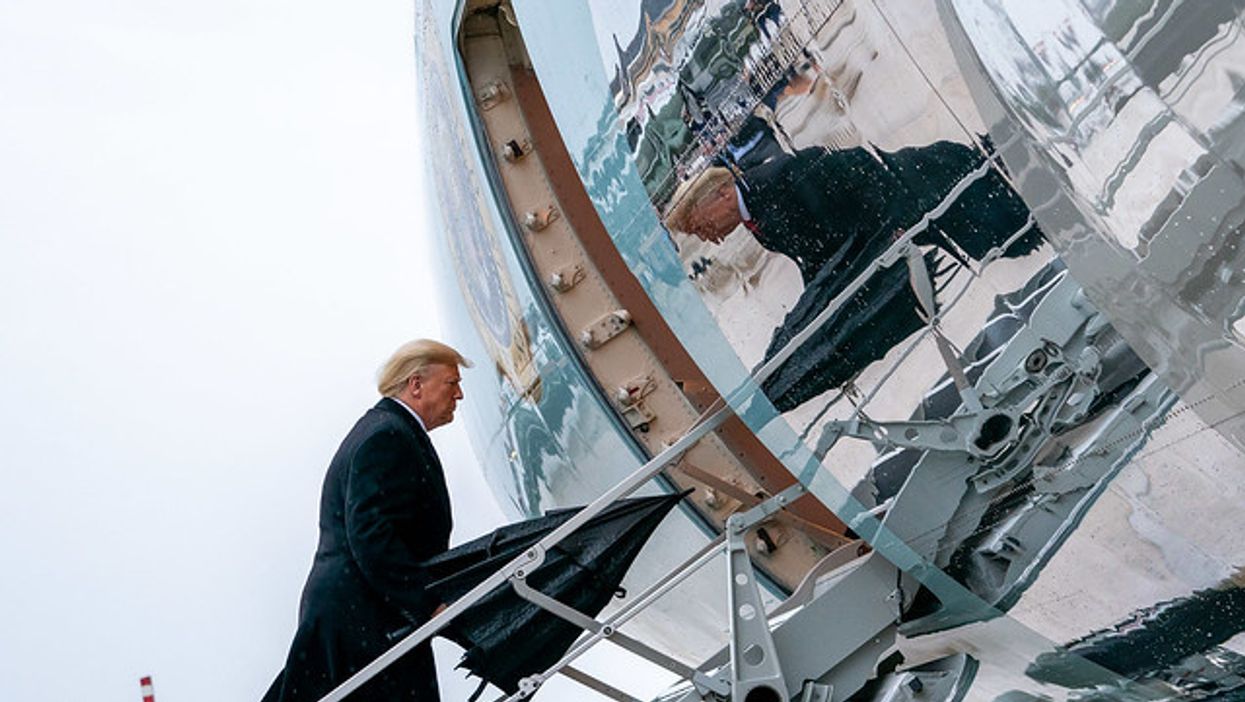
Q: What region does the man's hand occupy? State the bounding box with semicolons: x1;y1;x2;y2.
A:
432;603;448;617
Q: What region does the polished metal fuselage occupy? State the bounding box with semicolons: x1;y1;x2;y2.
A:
416;0;1245;699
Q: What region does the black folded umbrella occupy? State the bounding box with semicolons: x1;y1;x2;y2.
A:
420;491;689;697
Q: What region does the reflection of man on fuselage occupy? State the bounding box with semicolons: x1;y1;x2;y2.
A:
666;140;1043;412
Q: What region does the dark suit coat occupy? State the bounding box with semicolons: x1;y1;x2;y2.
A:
740;141;1042;411
262;397;453;702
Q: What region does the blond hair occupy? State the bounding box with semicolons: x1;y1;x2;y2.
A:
377;339;473;397
665;166;735;233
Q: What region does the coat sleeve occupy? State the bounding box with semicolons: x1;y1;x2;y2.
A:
343;427;440;621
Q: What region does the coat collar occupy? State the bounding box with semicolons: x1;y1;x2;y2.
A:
376;396;430;440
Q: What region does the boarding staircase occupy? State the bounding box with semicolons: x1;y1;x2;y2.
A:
316;140;1173;702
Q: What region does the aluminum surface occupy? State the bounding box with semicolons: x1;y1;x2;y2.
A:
414;0;1245;699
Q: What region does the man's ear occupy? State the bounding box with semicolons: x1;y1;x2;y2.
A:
407;373;422;397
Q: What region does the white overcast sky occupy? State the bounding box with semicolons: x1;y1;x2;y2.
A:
0;1;674;700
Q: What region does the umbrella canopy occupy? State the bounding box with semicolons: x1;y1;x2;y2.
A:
420;491;690;696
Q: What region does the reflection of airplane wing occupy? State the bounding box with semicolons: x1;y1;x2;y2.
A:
392;1;1245;702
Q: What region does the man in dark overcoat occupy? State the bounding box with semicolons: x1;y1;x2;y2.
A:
667;139;1043;412
262;339;471;701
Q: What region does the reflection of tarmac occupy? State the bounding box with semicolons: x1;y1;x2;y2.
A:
680;223;802;367
1010;396;1245;644
675;0;1013;474
767;0;987;152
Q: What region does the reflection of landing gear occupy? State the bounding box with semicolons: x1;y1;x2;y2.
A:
656;264;1169;702
817;261;1170;635
641;262;1171;702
